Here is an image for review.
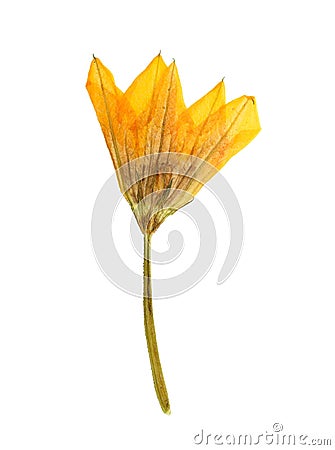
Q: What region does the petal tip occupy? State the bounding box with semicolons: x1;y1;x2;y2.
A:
245;95;256;105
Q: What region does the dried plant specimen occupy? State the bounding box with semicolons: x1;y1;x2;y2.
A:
86;54;260;413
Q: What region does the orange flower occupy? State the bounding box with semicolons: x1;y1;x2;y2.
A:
86;54;260;414
86;54;260;234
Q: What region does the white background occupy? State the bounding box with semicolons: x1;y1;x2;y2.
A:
1;0;334;449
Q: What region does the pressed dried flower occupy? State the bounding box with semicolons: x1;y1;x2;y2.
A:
86;53;260;414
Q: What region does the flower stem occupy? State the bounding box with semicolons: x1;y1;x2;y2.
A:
143;232;171;414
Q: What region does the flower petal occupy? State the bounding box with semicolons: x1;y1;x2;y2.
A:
187;80;226;126
174;80;226;156
120;55;167;161
190;95;260;165
143;61;186;194
183;96;261;196
123;54;167;118
148;61;186;155
86;57;124;168
206;95;261;170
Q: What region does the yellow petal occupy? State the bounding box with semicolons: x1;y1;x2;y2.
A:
191;95;260;166
86;57;124;168
148;61;186;154
187;80;226;126
174;81;225;156
183;96;260;196
86;56;122;96
119;55;167;161
207;95;261;170
123;54;167;117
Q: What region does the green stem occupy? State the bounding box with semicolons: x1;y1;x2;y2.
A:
143;232;171;414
